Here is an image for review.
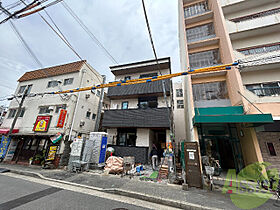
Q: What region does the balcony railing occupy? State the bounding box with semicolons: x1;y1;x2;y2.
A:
247;87;280;97
184;1;209;18
230;7;280;23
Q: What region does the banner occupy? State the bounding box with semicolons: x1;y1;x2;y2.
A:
56;109;67;128
50;132;63;144
33;116;52;132
0;136;11;158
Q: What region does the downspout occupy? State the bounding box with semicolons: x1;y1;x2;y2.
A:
67;69;86;141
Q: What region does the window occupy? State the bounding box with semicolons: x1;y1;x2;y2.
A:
139;73;158;79
239;43;280;56
47;81;59;88
138;96;158;109
184;1;209;18
246;82;280;97
96;90;101;97
176;89;183;97
189;49;221;69
92;113;96;120
8;109;17;118
19;108;25;117
18;84;32;94
86;111;91;119
177;100;184;109
64;78;74;86
124;76;131;80
186;23;215;43
39;106;51;114
55;104;66;113
117;128;136;146
122;101;129;110
266;142;277;156
192;81;229;101
18;86;26;94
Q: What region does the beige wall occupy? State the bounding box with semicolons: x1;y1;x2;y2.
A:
136;128;150;147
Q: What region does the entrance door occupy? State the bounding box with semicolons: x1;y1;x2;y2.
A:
229;138;244;173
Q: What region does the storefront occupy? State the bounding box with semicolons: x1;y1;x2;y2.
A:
193;106;274;172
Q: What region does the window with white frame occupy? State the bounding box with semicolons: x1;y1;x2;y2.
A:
64;78;74;86
39;106;51;114
177;100;184;109
176;89;183;97
186;23;215;43
47;81;59;88
55;104;66;113
246;82;280;97
19;108;25;117
18;84;32;94
8;109;17;118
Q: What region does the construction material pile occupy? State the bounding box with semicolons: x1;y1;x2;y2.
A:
104;156;124;174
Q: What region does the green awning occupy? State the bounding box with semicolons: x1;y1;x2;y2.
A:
193;106;274;125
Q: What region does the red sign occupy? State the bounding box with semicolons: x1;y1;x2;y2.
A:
57;109;67;128
33;116;52;132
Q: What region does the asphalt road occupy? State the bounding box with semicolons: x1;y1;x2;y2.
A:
0;174;156;210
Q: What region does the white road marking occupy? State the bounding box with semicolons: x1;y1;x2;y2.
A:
1;173;180;210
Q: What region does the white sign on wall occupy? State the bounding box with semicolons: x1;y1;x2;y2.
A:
70;138;83;157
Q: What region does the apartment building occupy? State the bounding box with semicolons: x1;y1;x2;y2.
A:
0;61;103;166
178;0;274;173
221;0;280;170
102;58;172;164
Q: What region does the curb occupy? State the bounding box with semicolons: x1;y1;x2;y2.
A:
7;168;221;210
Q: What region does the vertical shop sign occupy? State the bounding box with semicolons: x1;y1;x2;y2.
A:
0;136;11;158
57;109;67;128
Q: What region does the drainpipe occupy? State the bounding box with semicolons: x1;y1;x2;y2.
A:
67;69;86;141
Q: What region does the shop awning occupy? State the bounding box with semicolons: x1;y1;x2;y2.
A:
0;128;19;135
193;106;274;125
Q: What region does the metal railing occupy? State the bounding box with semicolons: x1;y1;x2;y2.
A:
184;1;209;18
231;7;280;23
247;87;280;97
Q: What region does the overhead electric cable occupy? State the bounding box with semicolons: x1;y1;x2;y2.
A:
61;1;118;64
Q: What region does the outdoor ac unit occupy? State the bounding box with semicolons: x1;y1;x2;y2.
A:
49;106;55;111
80;120;85;127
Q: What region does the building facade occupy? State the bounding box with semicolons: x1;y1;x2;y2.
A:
102;58;172;164
221;0;280;170
0;60;103;166
178;0;274;173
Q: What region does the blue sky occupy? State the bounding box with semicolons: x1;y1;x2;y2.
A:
0;0;180;106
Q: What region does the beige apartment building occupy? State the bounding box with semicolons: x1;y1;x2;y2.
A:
178;0;277;172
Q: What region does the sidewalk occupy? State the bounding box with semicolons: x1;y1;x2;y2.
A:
0;163;278;210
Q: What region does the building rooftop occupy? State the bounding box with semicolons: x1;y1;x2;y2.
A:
110;57;171;76
18;60;86;82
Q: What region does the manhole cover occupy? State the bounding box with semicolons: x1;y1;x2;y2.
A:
0;168;10;173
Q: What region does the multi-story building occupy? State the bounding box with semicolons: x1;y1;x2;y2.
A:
0;60;103;166
102;58;172;164
178;0;275;173
221;0;280;170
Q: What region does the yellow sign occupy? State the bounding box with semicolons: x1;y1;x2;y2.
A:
47;146;57;161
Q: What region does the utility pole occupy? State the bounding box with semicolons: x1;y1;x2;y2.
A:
94;75;106;132
7;88;28;138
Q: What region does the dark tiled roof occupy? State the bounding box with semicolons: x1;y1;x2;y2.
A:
18;60;86;82
107;79;171;98
102;108;170;128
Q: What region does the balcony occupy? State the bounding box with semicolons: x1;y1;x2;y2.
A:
102;108;170;128
107;79;171;99
184;1;209;19
247;87;280;97
187;36;219;50
227;13;280;40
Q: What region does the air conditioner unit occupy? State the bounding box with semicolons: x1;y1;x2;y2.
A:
49;106;55;111
80;120;85;127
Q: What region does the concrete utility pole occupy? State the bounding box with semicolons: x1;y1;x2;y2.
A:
94;75;106;132
7;88;28;138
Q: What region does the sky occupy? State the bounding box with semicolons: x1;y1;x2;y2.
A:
0;0;181;106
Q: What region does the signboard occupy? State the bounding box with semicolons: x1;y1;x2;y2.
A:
98;136;108;164
56;109;67;128
47;146;58;161
0;136;11;158
33;116;52;132
70;138;83;157
5;139;18;161
50;133;63;144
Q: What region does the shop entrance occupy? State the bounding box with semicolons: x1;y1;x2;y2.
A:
152;129;166;158
198;123;244;173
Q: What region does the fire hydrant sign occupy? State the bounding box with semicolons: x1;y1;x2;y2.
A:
33;116;52;132
0;136;11;158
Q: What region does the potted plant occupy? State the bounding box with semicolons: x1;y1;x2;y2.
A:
29;157;33;165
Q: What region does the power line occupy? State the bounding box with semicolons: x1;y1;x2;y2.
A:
61;1;118;64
